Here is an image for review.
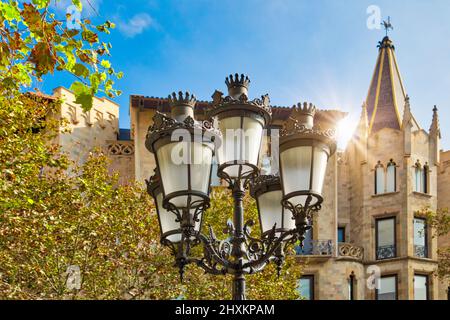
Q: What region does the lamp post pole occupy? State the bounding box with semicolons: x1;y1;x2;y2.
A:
231;179;246;300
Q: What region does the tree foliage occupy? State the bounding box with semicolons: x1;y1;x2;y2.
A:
424;207;450;280
0;0;122;111
0;128;303;300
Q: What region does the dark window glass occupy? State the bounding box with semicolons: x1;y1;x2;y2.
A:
413;218;428;258
348;273;355;300
386;160;396;192
414;162;429;193
376;275;397;300
338;227;345;243
376;217;396;260
299;276;314;300
414;274;429;300
423;165;429;193
375;162;384;194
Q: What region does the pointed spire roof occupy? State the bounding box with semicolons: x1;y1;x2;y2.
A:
365;36;408;133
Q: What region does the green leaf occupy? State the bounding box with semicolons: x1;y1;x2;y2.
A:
0;2;21;21
82;30;99;43
100;60;111;69
89;73;102;93
70;81;93;111
105;20;115;29
29;42;56;77
32;0;50;9
72;63;90;78
21;3;41;31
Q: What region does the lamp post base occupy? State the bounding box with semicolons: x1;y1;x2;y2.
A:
232;272;246;300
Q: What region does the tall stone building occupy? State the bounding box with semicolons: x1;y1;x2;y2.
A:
53;36;449;299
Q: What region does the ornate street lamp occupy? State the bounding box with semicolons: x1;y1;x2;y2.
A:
279;103;336;240
145;91;220;274
145;75;336;300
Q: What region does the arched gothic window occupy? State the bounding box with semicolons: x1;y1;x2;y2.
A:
414;160;429;193
386;159;397;193
414;161;423;193
375;161;385;195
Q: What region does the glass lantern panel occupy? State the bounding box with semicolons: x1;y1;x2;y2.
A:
280;146;312;195
217;116;241;167
216;116;263;178
311;147;328;194
158;141;213;208
242;117;264;167
156;191;182;243
190;142;213;194
258;190;283;234
157;142;188;202
258;190;296;237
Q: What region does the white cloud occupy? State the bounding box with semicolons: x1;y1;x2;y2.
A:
118;13;154;38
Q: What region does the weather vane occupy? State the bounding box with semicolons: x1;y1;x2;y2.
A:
381;16;393;37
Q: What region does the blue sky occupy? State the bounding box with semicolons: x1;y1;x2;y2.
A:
40;0;450;150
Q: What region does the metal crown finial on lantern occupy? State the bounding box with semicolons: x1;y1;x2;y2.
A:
167;91;196;121
225;73;251;99
292;102;316;129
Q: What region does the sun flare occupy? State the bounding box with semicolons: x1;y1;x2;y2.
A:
336;114;360;151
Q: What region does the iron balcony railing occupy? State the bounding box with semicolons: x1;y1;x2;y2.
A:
414;244;428;258
376;244;396;260
295;239;334;256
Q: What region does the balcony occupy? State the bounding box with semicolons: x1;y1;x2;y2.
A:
295;240;334;256
376;244;396;260
338;243;364;261
414;244;428;258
